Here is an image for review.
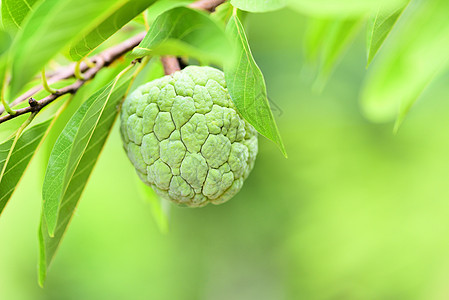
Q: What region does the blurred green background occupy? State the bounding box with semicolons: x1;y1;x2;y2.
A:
2;8;449;300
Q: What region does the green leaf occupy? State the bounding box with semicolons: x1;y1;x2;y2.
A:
69;0;157;61
42;71;132;237
131;7;231;65
0;29;11;100
289;0;407;17
361;0;449;123
224;13;286;157
303;18;332;63
137;179;169;234
231;0;286;12
304;17;363;89
8;0;129;98
146;0;193;23
128;57;164;92
366;3;408;66
0;119;52;215
39;71;133;286
1;0;39;32
0;29;11;55
211;2;233;24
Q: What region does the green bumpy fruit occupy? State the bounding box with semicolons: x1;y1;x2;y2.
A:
120;66;258;207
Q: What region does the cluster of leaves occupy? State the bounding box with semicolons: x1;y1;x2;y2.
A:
231;0;449;128
297;0;449;129
0;0;286;285
232;0;449;127
0;0;447;285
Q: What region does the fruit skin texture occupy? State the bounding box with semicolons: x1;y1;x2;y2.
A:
120;66;258;207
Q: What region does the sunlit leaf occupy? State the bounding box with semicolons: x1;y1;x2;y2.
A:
39;71;133;286
289;0;407;17
0;119;51;215
304;16;363;89
211;2;233;24
137;179;169;234
146;0;192;23
128;57;164;92
42;71;133;237
361;0;449;123
1;0;39;32
366;3;408;66
69;0;156;61
0;29;11;55
224;13;286;157
231;0;286;12
40;59;132;179
8;0;128;98
131;7;231;65
0;29;11;101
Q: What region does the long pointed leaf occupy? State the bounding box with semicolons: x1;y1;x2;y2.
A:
224;13;286;157
0;119;52;214
0;29;11;100
231;0;286;12
137;179;169;234
69;0;157;61
1;0;39;32
42;72;132;236
0;29;12;55
361;0;449;123
366;3;408;66
8;0;127;97
304;17;363;89
146;0;193;24
39;73;133;286
289;0;406;17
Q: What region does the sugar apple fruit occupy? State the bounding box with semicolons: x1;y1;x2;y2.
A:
120;66;258;207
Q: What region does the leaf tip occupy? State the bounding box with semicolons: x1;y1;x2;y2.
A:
312;75;326;94
393;109;408;135
38;273;46;288
42;196;58;237
276;137;288;158
38;224;47;287
366;54;375;68
44;215;56;237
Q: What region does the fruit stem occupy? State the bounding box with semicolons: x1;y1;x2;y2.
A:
161;56;181;75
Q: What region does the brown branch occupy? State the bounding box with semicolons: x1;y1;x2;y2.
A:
189;0;225;11
2;62;90;114
0;33;145;124
0;33;146;116
161;56;181;75
0;0;226;124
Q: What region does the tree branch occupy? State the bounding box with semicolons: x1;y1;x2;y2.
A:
189;0;225;11
0;0;226;124
0;33;145;124
161;56;181;75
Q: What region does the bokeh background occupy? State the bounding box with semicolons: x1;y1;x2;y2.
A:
2;7;449;300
